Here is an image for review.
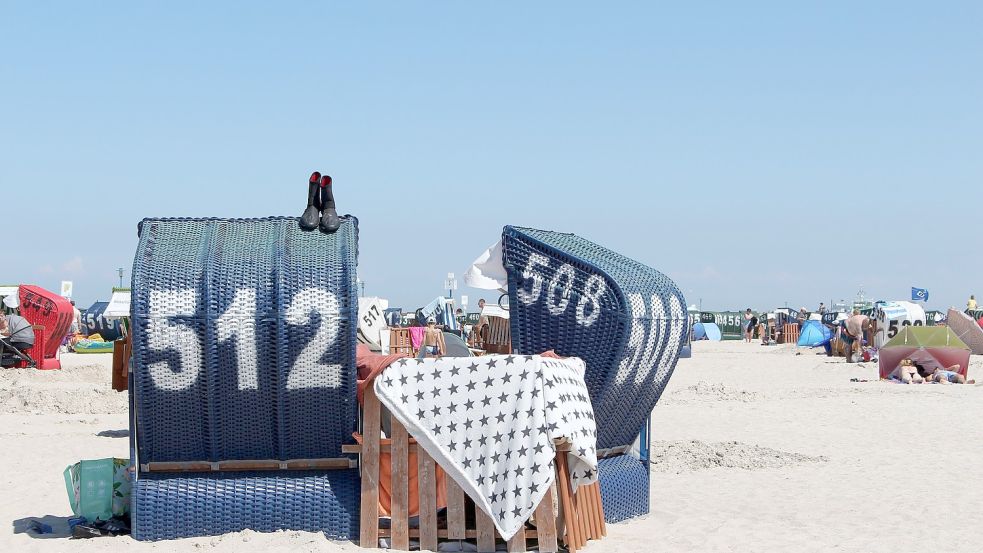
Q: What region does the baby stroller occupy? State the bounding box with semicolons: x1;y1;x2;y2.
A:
0;322;37;368
1;336;35;368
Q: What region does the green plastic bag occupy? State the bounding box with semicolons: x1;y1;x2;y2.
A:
63;458;131;521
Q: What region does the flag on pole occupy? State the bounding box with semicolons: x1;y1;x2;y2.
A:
911;287;929;302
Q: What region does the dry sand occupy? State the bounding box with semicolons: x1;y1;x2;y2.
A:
3;343;982;552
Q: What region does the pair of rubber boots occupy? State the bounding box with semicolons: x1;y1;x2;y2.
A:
300;172;340;233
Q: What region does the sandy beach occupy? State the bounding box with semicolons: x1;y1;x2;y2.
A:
3;343;981;553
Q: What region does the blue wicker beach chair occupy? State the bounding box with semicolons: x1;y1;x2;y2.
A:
129;216;360;540
501;226;687;523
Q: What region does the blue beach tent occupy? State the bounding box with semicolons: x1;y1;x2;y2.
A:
692;322;722;341
797;319;831;347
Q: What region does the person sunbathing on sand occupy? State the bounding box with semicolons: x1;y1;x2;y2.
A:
892;358;924;384
917;363;975;384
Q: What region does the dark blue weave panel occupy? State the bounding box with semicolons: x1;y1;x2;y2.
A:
503;226;686;450
206;220;279;460
597;455;650;523
131;470;359;541
132;220;212;462
131;216;358;463
276;219;359;459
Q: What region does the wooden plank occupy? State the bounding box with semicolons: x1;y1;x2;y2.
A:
475;507;497;552
143;457;356;473
584;482;601;540
390;419;410;550
575;486;590;540
574;487;589;544
343;441;420;454
578;480;601;540
378;528;541;539
554;482;566;547
534;485;559;553
555;453;580;552
111;338;128;391
444;474;467;540
580;485;594;540
142;461;211;472
283;458;357;470
593;482;607;537
507;525;526;552
577;486;601;540
417;448;438;553
359;386;381;548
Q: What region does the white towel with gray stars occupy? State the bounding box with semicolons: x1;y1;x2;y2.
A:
374;354;598;539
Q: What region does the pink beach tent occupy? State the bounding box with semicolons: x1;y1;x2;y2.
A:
878;325;971;380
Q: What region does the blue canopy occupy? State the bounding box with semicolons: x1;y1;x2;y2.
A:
797;319;831;347
692;322;722;341
416;296;457;330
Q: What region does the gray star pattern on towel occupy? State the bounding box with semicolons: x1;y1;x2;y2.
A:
373;354;598;540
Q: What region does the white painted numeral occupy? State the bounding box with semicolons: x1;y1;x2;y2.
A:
546;263;575;315
616;292;684;385
518;254;606;327
216;288;258;390
616;294;648;385
633;294;667;384
285;287;341;390
147;289;202;391
517;253;549;306
576;274;605;327
147;286;344;391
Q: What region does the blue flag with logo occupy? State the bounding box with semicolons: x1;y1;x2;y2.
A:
911;287;929;302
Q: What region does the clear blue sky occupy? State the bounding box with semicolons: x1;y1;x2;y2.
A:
2;2;981;313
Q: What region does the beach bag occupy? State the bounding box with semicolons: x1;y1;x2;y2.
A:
63;458;131;521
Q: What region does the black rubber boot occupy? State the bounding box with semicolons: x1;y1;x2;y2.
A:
299;171;321;230
319;175;340;233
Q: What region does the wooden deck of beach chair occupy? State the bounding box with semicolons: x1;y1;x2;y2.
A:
389;328;415;356
348;386;605;553
782;323;800;345
482;315;511;354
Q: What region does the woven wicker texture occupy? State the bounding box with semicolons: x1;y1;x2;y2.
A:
131;470;359;541
17;285;74;369
502;226;686;450
131;216;359;463
597;455;650;523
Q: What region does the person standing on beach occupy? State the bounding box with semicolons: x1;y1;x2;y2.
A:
818;302;826;315
417;317;446;358
743;308;758;343
472;299;490;347
968;295;977;312
70;300;82;335
842;310;869;363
